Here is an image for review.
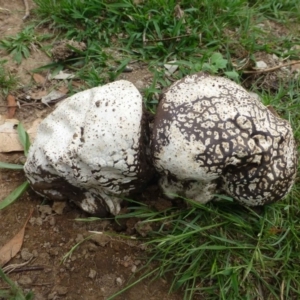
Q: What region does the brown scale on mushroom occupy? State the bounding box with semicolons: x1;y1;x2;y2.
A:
151;72;297;206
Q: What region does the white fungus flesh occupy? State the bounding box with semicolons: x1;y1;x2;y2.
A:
151;72;298;206
24;80;153;216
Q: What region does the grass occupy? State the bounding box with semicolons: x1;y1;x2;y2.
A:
30;0;300;108
0;267;34;300
0;25;52;64
112;185;300;299
0;61;18;97
1;0;300;299
0;123;31;210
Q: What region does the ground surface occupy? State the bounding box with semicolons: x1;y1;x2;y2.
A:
0;1;184;299
0;1;299;300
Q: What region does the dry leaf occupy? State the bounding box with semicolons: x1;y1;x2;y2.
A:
0;209;33;267
290;60;300;72
32;73;46;85
0;117;22;152
71;81;85;88
27;118;42;141
58;85;69;95
30;90;48;100
6;94;17;119
49;70;75;80
41;90;65;106
255;60;268;69
0;116;42;152
174;4;185;21
164;60;178;76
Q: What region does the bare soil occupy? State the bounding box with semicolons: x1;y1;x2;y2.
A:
0;1;183;299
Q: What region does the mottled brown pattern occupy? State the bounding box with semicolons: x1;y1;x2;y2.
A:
152;72;297;206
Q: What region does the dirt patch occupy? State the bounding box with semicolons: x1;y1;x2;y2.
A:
0;188;184;300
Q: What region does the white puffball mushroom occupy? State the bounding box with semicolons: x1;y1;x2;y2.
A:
151;72;297;206
24;80;153;216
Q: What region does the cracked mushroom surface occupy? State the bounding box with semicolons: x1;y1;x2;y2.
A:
151;72;297;206
24;80;153;216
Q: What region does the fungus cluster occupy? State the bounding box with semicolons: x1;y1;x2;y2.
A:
25;73;298;215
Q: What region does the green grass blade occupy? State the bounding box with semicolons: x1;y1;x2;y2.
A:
0;181;29;210
0;162;24;170
17;123;30;156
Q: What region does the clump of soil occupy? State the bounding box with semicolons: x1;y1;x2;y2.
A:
51;40;87;62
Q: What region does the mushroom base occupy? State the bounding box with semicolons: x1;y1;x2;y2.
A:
159;176;218;204
26;169;114;217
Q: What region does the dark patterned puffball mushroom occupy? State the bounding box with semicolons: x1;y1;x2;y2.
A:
24;80;153;216
151;72;297;206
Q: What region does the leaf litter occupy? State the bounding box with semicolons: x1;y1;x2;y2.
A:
0;208;33;267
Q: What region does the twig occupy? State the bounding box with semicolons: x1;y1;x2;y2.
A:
0;7;10;14
0;95;68;108
243;60;300;74
3;258;33;274
280;280;284;300
0;103;42;108
31;282;54;286
22;0;30;20
6;266;44;274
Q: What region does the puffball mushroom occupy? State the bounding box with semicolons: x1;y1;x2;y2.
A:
24;80;153;216
151;72;297;206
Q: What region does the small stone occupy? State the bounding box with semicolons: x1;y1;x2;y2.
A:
123;261;129;268
43;242;51;249
18;275;32;286
70;255;76;261
90;234;110;247
131;265;137;273
56;286;68;296
51;39;87;61
48;248;59;256
116;277;123;286
52;201;66;215
48;216;56;226
21;249;33;261
47;292;56;300
88;269;97;279
134;80;145;90
29;217;36;225
32;250;39;257
135;221;152;237
134;260;141;266
35;217;43;226
38;205;52;217
75;234;84;243
255;60;268;69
